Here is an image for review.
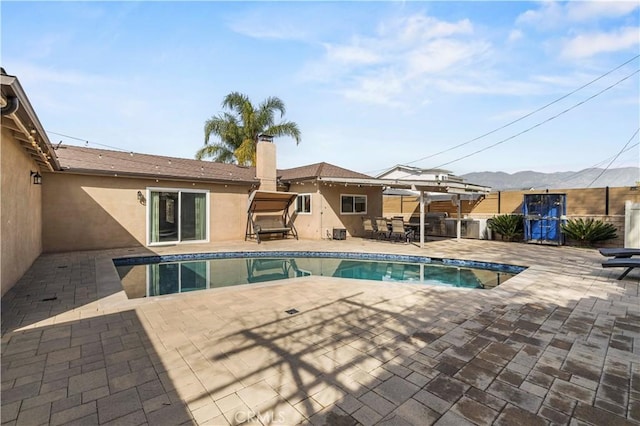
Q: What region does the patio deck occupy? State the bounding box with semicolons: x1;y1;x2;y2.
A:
1;239;638;425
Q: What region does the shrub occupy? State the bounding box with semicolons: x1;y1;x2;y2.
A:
561;218;617;246
487;214;524;242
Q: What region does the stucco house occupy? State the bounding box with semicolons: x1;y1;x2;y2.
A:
1;69;493;295
1;69;391;294
1;69;61;295
43;142;386;253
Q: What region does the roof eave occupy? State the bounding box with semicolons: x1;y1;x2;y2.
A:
314;176;490;193
1;73;60;171
56;168;259;186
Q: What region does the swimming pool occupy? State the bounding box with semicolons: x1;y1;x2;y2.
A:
114;251;525;299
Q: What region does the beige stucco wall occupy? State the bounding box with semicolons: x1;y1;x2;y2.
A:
42;172;252;252
288;182;383;239
1;127;43;295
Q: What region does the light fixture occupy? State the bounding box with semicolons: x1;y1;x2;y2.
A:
137;190;146;205
30;171;42;185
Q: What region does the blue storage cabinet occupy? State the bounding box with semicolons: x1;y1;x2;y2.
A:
523;193;567;245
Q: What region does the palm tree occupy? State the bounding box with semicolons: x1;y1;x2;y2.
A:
196;92;301;166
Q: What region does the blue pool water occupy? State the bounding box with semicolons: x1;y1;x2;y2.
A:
114;252;525;299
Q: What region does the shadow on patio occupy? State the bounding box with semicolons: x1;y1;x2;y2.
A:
1;240;638;425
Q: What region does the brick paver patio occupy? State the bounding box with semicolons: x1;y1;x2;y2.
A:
1;238;639;425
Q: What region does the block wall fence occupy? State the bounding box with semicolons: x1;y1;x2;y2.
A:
383;186;640;247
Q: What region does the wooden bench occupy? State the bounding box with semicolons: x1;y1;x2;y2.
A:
252;215;293;243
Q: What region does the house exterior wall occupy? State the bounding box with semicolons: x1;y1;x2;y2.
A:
287;183;322;240
286;183;383;239
1;128;43;295
315;183;383;238
42;172;252;252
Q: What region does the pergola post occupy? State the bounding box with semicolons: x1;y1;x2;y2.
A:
453;195;462;241
419;190;425;248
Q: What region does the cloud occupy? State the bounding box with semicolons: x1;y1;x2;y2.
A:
507;29;523;43
406;39;490;76
324;42;382;66
339;71;405;107
378;14;473;42
566;1;640;21
229;22;308;41
301;12;491;107
9;62;116;87
517;0;640;27
226;9;311;41
516;2;565;28
561;26;640;58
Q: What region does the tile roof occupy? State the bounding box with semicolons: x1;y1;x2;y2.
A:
279;162;373;182
53;146;374;186
54;145;258;184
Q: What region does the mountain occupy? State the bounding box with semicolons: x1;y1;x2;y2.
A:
461;167;639;190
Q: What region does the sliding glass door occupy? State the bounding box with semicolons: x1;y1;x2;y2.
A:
148;189;208;245
147;261;209;296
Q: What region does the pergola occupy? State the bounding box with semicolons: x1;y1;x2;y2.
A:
314;176;492;248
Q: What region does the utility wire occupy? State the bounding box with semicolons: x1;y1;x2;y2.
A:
404;54;640;167
45;132;236;179
586;128;640;188
431;68;640;169
47;130;132;152
562;142;639;183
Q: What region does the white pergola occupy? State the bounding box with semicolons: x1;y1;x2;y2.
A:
314;176;492;248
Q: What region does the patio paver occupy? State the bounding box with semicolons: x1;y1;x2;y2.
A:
2;238;639;425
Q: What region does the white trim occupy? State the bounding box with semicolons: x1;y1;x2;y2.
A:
340;193;367;215
295;193;312;215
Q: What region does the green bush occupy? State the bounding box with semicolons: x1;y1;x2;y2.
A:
561;218;617;246
487;214;524;242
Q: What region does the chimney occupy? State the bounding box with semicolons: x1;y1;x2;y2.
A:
256;134;277;191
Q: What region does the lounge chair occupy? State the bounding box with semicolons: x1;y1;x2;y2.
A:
602;257;639;280
390;218;410;243
375;218;390;240
362;217;376;239
599;248;640;258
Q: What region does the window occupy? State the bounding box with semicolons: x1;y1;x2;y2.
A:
148;189;208;245
296;194;311;214
341;194;367;214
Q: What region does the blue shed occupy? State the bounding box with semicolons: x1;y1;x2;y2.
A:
523;193;567;245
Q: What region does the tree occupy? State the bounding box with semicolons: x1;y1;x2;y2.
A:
195;92;301;166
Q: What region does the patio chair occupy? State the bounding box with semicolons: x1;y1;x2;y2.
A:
390;218;410;243
602;257;639;280
599;248;640;258
362;217;376;239
375;218;390;240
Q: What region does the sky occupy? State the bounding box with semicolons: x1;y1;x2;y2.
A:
2;1;639;176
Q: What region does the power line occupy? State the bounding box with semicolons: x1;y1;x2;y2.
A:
47;130;132;152
404;54;640;167
562;141;639;183
587;128;640;188
45;132;242;179
431;68;640;169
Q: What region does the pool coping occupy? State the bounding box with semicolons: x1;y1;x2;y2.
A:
112;250;528;274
